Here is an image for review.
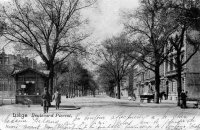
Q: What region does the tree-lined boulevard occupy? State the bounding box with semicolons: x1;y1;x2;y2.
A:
0;1;200;127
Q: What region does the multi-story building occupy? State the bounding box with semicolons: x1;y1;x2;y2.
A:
134;65;157;98
163;42;200;100
0;49;38;99
134;40;200;101
0;49;37;69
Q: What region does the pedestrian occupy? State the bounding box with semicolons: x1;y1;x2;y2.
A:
132;93;136;101
164;92;167;100
180;90;187;108
184;91;188;108
41;87;51;113
53;88;61;109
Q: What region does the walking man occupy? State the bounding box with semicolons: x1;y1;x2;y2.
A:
41;87;51;113
53;88;61;109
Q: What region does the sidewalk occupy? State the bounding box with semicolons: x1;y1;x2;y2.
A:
1;95;200;130
0;95;196;110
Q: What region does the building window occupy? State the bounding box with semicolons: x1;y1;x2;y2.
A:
171;81;173;93
170;58;173;71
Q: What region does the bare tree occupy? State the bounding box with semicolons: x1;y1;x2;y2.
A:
95;35;134;99
124;0;177;103
96;68;116;97
167;0;200;106
55;56;97;97
1;0;96;95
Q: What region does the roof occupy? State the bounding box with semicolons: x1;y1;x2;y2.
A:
12;68;49;77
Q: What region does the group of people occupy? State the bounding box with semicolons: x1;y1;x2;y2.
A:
41;88;61;113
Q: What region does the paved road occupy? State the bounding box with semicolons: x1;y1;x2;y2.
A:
0;94;197;114
1;95;200;130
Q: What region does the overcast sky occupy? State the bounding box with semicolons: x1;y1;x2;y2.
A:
0;0;139;69
0;0;139;47
81;0;139;70
86;0;139;42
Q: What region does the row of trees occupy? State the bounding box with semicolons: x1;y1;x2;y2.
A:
95;35;134;99
0;0;97;96
55;56;98;97
96;0;200;105
125;0;200;105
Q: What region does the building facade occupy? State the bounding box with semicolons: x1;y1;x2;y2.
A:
0;49;38;103
134;41;200;100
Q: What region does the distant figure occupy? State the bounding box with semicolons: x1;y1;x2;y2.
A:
41;88;51;113
180;90;187;108
159;91;166;103
164;92;167;100
133;93;136;100
185;91;188;107
53;88;61;109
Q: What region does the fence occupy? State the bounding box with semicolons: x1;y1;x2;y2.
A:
0;80;16;105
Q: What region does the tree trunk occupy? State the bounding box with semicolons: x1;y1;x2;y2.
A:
176;58;182;106
69;83;71;98
128;68;134;97
75;85;77;97
49;74;54;96
47;64;54;96
72;83;75;97
154;64;160;104
82;85;84;96
117;80;121;99
46;65;54;106
110;87;114;97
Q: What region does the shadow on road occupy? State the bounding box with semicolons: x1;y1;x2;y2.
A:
51;105;81;110
69;102;179;108
118;103;177;108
